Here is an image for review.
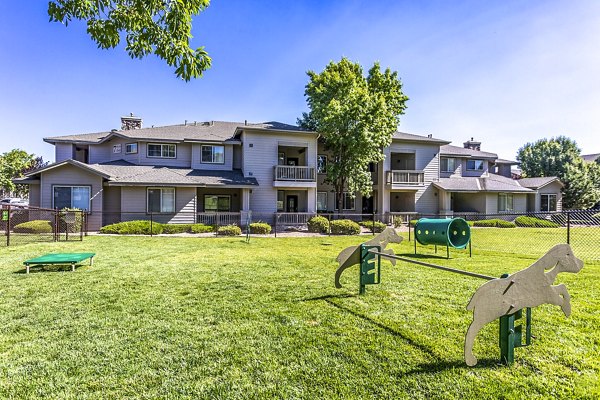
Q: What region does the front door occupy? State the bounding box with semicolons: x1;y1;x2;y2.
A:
286;195;298;212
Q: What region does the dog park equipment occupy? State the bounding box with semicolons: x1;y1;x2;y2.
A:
334;229;583;366
23;253;95;274
413;218;471;258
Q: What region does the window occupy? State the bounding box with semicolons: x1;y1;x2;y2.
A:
147;143;176;158
317;192;328;211
204;195;231;212
441;157;457;172
53;186;91;210
112;144;122;154
201;145;225;164
466;159;484;171
147;188;175;213
498;193;514;212
125;143;138;154
317;155;327;174
277;190;285;211
335;192;355;210
541;194;557;212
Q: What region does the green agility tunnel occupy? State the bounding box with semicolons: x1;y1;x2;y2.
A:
414;218;471;249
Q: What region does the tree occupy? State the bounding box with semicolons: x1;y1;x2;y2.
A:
48;0;211;81
298;58;408;212
0;150;46;198
517;136;600;209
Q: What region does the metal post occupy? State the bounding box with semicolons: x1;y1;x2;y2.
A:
6;205;10;247
150;212;153;237
372;212;376;235
328;213;331;237
566;211;570;245
469;238;472;257
446;244;449;259
408;219;411;242
274;213;277;238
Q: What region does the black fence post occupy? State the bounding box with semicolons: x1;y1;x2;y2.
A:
327;213;331;237
150;212;153;237
566;211;571;245
372;212;376;235
274;213;278;238
6;205;10;247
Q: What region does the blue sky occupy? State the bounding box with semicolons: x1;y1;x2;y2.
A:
1;1;599;162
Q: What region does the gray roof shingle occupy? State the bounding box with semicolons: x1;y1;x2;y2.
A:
392;131;451;144
433;174;534;193
517;177;562;189
44;120;312;144
440;144;497;159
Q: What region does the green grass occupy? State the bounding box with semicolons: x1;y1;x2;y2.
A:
0;234;598;399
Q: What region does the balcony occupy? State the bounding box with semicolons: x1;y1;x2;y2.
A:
386;170;425;185
273;165;317;188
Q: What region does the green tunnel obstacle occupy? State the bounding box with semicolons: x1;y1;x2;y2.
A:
414;218;471;257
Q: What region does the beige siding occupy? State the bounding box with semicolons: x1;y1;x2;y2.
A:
243;130;318;213
28;184;40;207
89;138;141;164
233;146;243;169
55;143;74;162
485;194;498;213
102;186;121;226
191;144;234;170
40;165;103;230
512;194;527;213
537;182;563;211
120;186;195;224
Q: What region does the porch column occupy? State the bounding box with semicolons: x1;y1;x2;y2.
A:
307;188;317;213
241;188;250;211
439;190;452;216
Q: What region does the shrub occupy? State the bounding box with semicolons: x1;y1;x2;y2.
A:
100;220;163;235
217;224;241;236
514;216;560;228
359;220;386;233
13;220;53;234
249;222;272;234
473;219;516;228
392;217;406;228
330;219;361;235
190;223;214;234
307;216;329;234
162;224;192;234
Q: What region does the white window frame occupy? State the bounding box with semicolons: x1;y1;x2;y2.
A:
146;187;176;213
466;159;484;171
441;157;457;173
317;155;327;174
201;145;225;164
52;185;91;211
541;194;557;212
335;192;356;211
147;143;177;159
498;193;514;212
204;195;231;212
125;143;138;154
317;191;328;212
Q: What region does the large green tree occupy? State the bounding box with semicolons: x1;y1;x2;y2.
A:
517;136;600;209
0;150;46;198
48;0;211;81
298;58;408;212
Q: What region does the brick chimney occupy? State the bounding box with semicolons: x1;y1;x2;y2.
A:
463;137;481;151
121;113;142;130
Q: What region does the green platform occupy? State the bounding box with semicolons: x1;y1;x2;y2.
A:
23;253;95;273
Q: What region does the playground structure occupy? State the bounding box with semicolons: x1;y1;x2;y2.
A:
334;228;583;366
413;218;471;258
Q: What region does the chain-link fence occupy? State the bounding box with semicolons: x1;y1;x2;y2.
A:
1;205;86;246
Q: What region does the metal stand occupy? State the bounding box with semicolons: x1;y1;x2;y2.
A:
359;244;381;295
498;273;532;365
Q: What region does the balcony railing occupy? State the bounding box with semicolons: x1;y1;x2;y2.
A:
386;170;425;185
274;166;316;181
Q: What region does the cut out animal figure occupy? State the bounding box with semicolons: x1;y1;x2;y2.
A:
335;227;403;288
464;243;583;366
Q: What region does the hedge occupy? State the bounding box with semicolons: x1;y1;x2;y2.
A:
249;222;272;234
330;219;361;235
100;220;163;235
217;225;241;236
359;220;387;233
472;219;516;228
514;216;560;228
190;224;215;234
307;216;329;234
13;220;53;234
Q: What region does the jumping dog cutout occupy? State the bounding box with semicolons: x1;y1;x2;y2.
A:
334;227;402;288
464;243;583;366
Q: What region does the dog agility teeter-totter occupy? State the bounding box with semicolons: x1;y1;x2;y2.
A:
334;228;584;366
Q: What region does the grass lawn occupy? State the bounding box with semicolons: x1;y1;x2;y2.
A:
0;234;598;399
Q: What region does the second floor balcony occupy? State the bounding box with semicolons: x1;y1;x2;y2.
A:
386;170;425;185
274;165;316;182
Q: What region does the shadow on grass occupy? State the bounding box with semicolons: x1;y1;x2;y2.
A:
14;265;85;274
300;293;356;302
402;357;501;375
396;252;456;261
